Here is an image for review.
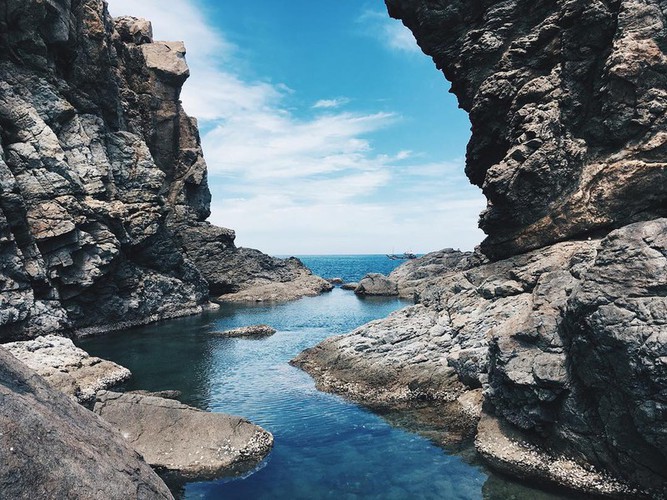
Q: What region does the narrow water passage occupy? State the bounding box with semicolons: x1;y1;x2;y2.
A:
79;256;574;500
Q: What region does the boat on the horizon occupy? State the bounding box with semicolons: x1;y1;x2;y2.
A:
386;252;417;260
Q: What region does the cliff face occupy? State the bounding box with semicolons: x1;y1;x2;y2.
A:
0;0;329;340
386;0;667;260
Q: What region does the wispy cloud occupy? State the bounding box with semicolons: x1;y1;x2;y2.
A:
313;98;351;109
358;10;421;54
107;0;483;254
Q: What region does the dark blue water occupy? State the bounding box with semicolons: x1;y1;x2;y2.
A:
79;256;571;500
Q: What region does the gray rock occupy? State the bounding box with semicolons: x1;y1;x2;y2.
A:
341;282;359;291
214;324;277;338
354;273;399;296
294;219;667;497
386;0;667;260
0;347;173;499
0;0;331;340
3;334;131;404
94;391;274;480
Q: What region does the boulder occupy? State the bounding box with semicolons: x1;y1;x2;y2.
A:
341;282;359;291
214;324;277;338
3;334;131;404
0;348;173;499
354;273;398;296
94;391;274;480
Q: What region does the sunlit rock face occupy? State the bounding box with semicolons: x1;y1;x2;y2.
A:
0;0;327;339
386;0;667;260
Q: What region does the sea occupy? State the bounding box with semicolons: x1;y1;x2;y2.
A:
79;255;575;500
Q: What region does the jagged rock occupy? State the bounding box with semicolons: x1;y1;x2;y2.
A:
0;348;173;499
354;273;399;296
94;391;274;480
128;389;182;400
214;324;277;338
328;277;344;285
3;334;130;404
0;0;329;340
386;0;667;260
341;282;359;291
388;248;481;299
200;247;333;302
294;219;667;497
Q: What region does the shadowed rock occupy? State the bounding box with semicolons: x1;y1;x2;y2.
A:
94;391;274;480
0;348;173;499
354;273;399;296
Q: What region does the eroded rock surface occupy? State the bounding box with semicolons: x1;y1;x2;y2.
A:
3;334;130;404
214;324;277;338
0;348;173;500
387;0;667;260
354;273;399;296
94;391;274;480
0;1;330;340
295;219;667;497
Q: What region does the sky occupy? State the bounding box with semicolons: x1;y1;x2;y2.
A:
107;0;486;255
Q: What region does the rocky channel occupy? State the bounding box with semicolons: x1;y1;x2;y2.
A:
294;0;667;498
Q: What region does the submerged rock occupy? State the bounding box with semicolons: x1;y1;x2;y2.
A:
214;324;277;338
0;348;173;499
3;335;130;404
94;391;274;480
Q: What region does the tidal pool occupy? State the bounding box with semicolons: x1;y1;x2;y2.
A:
79;257;577;500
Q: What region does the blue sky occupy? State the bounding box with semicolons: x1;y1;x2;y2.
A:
107;0;485;254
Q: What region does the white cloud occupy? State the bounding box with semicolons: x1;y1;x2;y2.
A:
359;10;421;54
106;0;484;254
313;98;351;109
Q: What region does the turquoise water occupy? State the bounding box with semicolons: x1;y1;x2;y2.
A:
79;256;573;500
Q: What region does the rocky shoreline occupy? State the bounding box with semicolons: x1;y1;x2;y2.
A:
293;0;667;497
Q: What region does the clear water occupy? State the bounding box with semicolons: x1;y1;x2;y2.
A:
79;256;575;500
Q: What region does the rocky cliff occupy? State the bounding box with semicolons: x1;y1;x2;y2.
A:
387;0;667;260
0;0;329;341
294;0;667;497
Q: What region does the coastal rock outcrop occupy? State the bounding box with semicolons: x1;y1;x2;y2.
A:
214;324;277;338
0;348;173;499
386;0;667;260
296;220;667;496
0;0;328;341
3;334;130;404
354;273;399;296
294;1;667;495
94;391;274;480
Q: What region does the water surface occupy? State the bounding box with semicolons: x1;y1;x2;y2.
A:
79;256;575;500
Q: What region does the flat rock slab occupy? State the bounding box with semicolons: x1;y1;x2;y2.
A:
214;324;277;338
475;412;637;498
3;335;131;404
0;348;172;500
94;391;274;480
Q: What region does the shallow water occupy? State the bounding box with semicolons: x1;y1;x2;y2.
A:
79;256;576;500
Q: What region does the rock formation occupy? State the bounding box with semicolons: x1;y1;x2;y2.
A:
94;391;274;480
0;0;328;341
214;324;277;338
294;1;667;497
386;0;667;261
0;347;173;500
3;334;130;404
354;273;399;296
